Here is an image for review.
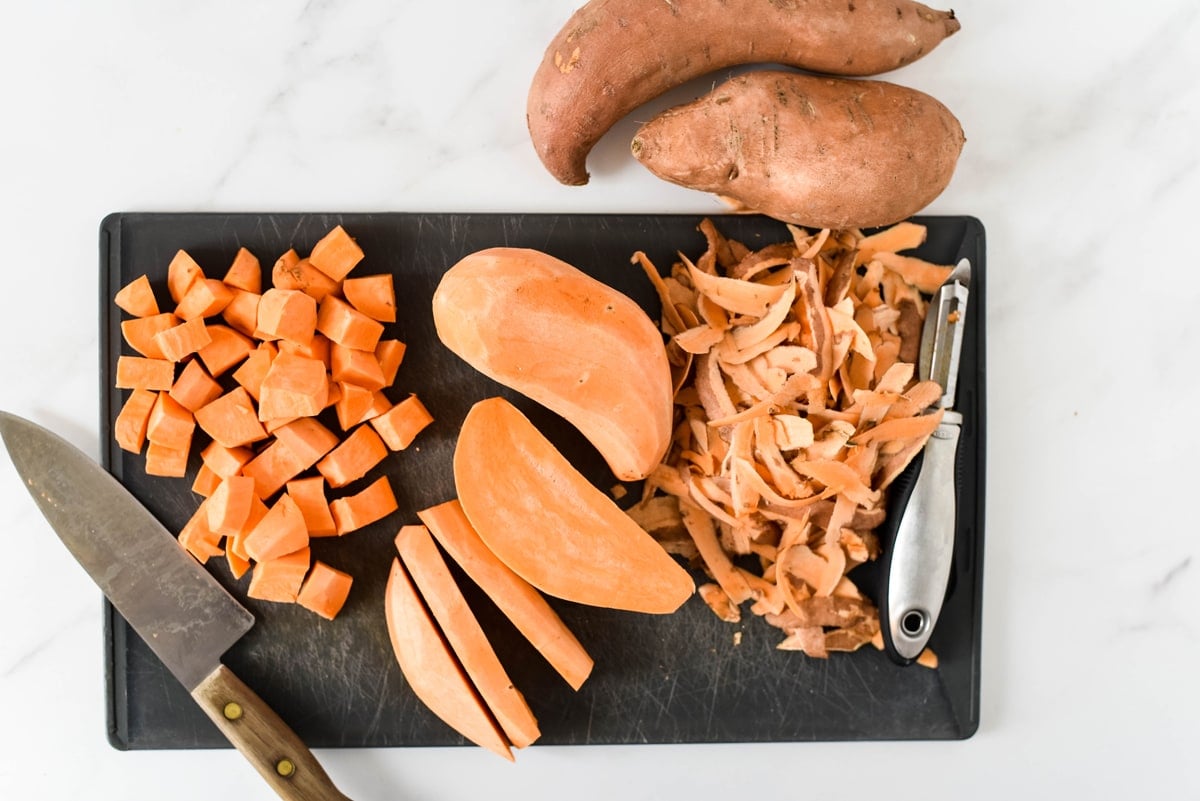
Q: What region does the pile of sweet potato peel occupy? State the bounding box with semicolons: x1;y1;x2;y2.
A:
630;219;952;666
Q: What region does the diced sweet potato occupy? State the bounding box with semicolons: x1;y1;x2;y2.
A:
257;288;318;347
154;317;212;362
115;356;175;391
191;464;221;497
197;324;254;377
179;500;224;563
316;424;387;488
248;547;311;603
222;289;261;337
330;476;397;534
121;313;180;359
223;247;262;293
200;440;254;478
175;278;233;321
273;257;339;302
375;339;406;386
287;477;337;537
241;438;307;499
146;391;195;451
114;388;157;453
342;274;396;322
330;342;386;391
243;493;309;562
334;382;375;431
169;360;223;412
167;250;204;304
308;225;364;281
114;274;159;317
297;561;353;620
231;343;276;401
145;441;189;478
258;352;329;421
194;387;268;449
317;295;383;351
207;475;256;537
272;418;339;471
371;394;433;451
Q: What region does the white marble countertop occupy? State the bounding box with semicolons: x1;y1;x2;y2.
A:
1;1;1197;798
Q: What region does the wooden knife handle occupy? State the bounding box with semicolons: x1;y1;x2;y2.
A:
193;664;352;801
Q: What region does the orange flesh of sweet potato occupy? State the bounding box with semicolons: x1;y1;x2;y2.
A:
231;344;275;401
273;257;340;302
179;500;224;563
226;546;251;580
207;475;256;537
271;418;339;473
241;439;308;500
456;398;693;614
223;247;261;293
115;274;159;317
116;356;175;391
248;547;311;603
257;288;318;347
194;387;268;449
278;334;331;367
197;325;254;377
115;388;157;453
146;391;195;451
145;441;189;477
200;441;253;478
154;317;212;362
317;295;384;351
375;339;406;385
167;250;204;304
121;313;180;359
169;360;223;412
230;497;268;562
433;247;673;481
191;464;222;497
395;524;540;748
243;493;309;562
417;499;593;691
342;274;396;322
222;289;261;338
329;475;397;534
287;477;337;537
309;225;364;282
334;382;375;431
175;278;233;321
296;560;353;620
371;394;433;451
316;424;387;488
384;558;513;761
330;343;386;391
257;352;329;421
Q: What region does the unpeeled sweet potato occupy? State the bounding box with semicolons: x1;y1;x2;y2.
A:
527;0;960;185
631;71;965;229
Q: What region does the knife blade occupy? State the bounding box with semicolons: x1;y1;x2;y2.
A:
0;411;351;801
878;258;970;665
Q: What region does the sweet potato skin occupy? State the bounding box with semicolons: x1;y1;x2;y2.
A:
432;247;673;482
631;71;965;229
527;0;960;186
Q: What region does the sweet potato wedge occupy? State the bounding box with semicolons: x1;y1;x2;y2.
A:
454;397;693;614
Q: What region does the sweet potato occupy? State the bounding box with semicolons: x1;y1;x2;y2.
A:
248;547;311;603
297;560;353;620
526;0;960;185
329;475;397;534
631;71;965;229
154;317;211;363
454;397;693;614
433;248;672;481
121;313;179;359
385;559;512;760
114;388;157;453
114;274;159;317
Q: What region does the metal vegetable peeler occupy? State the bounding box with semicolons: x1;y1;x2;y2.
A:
878;258;970;665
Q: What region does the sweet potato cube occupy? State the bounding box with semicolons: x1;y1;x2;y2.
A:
146;392;195;451
115;274;159;318
114;388;157;453
308;225;364;281
273;257;339;302
208;475;257;537
342;274;396;323
375;339;406;386
334;382;376;431
297;561;353;620
330;476;397;534
241;439;307;500
197;325;254;377
194;387;268;449
316;424;388;488
317;295;383;351
179;501;224;564
154;317;212;363
257;352;329;421
277;334;330;367
169;360;223;412
175;278;233;321
121;313;180;359
223;247;262;293
272;418;339;471
257;288;317;347
287;477;337;537
371;394;434;451
243;494;309;563
191;464;222;497
229;497;268;563
115;356;175;391
200;441;254;478
167;250;204;304
222;289;261;338
145;441;189;478
226;547;251;580
232;343;276;401
330;342;386;391
247;547;311;603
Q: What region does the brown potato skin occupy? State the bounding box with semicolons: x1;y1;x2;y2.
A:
527;0;960;186
630;71;966;229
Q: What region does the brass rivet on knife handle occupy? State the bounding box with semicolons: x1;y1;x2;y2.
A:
193;665;352;801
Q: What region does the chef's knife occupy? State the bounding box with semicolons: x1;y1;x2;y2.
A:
878;259;970;665
0;411;351;801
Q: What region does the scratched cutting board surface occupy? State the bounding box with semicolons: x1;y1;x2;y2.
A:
99;212;985;749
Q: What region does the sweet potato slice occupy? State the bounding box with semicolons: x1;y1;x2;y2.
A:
384;558;512;761
455;398;693;614
114;274;159;317
418;500;593;691
396;524;540;749
297;561;353;620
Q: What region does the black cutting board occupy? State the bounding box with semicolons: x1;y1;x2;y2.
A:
99;212;986;749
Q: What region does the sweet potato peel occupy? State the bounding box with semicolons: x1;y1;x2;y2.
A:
630;219;950;665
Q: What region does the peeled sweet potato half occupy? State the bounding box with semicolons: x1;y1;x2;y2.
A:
527;0;960;185
433;247;672;482
631;71;965;229
454;397;693;615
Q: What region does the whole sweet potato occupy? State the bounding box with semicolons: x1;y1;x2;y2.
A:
527;0;960;186
630;71;965;229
